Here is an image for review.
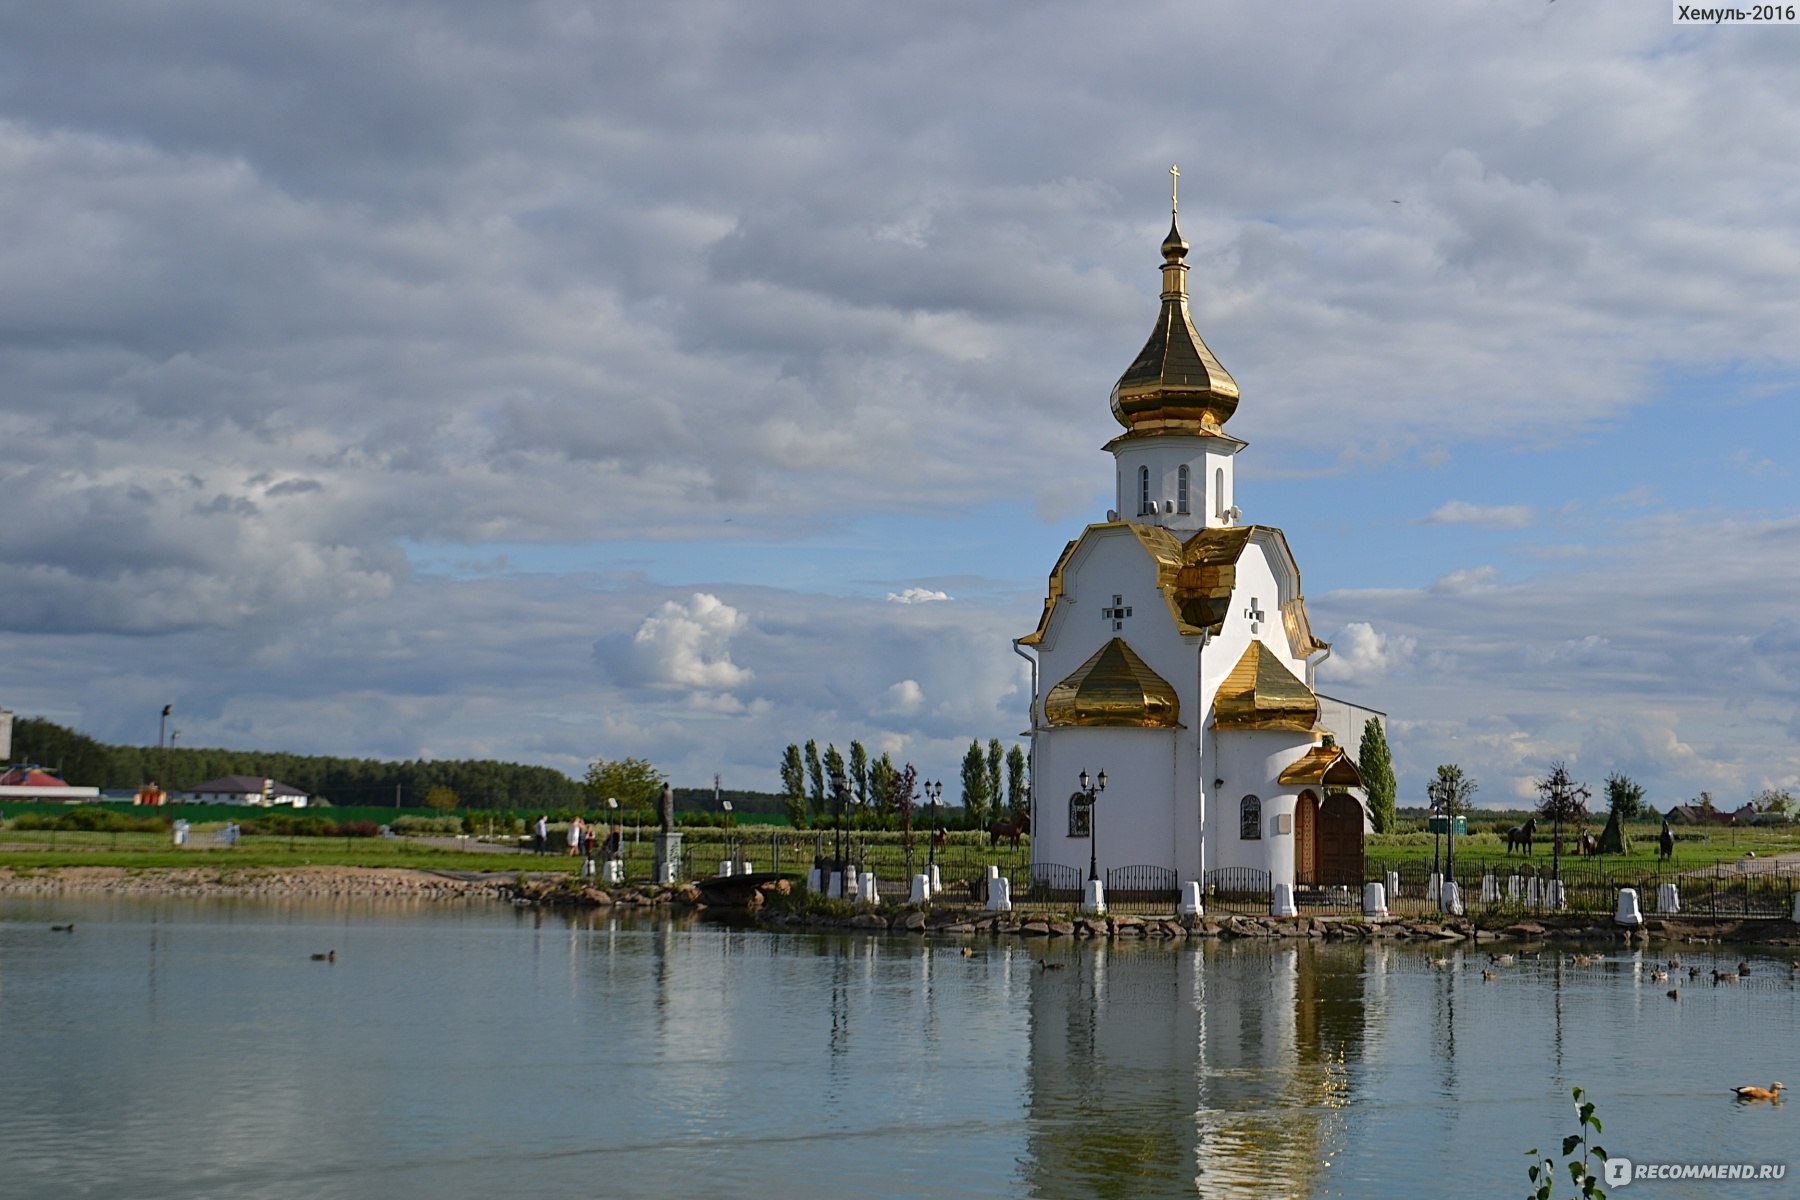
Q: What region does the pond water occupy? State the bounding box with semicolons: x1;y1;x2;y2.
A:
1;896;1795;1199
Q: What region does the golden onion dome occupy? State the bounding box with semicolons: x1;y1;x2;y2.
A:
1109;210;1240;435
1212;641;1318;733
1044;638;1181;728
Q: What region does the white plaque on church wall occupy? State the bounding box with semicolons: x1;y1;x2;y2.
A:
1274;813;1293;835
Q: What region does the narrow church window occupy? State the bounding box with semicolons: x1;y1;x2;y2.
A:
1069;793;1092;838
1177;465;1190;514
1240;795;1261;840
1215;467;1225;518
1138;466;1151;516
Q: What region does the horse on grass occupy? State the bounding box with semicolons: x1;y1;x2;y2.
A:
1658;820;1676;864
988;811;1031;848
1505;817;1537;856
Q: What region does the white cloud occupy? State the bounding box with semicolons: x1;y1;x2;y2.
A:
1418;501;1536;529
1428;565;1502;595
886;588;951;605
885;679;926;715
1320;622;1416;684
623;594;753;691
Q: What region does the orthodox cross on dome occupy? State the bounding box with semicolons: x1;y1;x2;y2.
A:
1103;594;1133;632
1170;163;1179;214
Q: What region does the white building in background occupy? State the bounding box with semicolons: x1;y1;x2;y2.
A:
1016;192;1383;894
181;775;311;807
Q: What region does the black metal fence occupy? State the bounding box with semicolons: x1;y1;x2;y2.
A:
1366;857;1800;920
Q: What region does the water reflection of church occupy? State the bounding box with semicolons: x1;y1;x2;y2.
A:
1017;187;1384;896
1020;942;1371;1198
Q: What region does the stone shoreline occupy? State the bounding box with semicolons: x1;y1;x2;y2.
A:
0;865;515;902
5;867;1797;947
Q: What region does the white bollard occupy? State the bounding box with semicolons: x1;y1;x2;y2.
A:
1083;879;1107;915
1526;877;1542;907
860;871;878;904
1481;874;1499;904
910;874;931;904
603;859;624;885
719;861;734;877
987;864;1000;881
1271;882;1299;918
828;870;846;900
1363;881;1388;918
1385;871;1400;905
987;877;1012;913
740;861;753;875
928;864;942;894
1614;887;1644;927
657;861;678;885
1547;880;1566;910
1654;882;1679;914
807;867;822;894
1507;876;1523;903
1441;881;1463;916
1427;873;1442;906
1178;881;1205;916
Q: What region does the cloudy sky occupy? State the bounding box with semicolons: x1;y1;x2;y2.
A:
3;1;1798;809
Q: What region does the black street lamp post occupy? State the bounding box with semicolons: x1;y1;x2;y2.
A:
1078;769;1106;882
924;780;943;874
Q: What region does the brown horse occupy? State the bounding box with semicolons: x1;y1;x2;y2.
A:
1505;817;1537;856
988;811;1031;847
1658;820;1675;864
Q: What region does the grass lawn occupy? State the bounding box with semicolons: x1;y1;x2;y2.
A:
1367;824;1800;873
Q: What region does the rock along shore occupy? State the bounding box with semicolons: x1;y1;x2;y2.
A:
6;868;1796;947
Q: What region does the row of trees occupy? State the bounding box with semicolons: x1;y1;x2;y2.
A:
773;738;1031;832
958;739;1029;828
11;717;587;809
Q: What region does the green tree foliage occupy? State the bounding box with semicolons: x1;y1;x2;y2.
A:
986;739;1004;818
423;785;460;812
1357;718;1397;834
584;757;665;815
960;739;990;827
1604;772;1645;820
1536;761;1592;876
804;740;825;820
868;753;896;817
822;743;847;816
849;741;869;809
10;716;586;810
1005;744;1028;818
1754;787;1795;817
780;744;807;828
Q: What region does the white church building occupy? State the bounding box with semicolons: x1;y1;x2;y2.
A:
1016;193;1382;897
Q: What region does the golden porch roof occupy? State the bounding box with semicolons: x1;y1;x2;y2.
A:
1277;744;1365;789
1044;637;1182;728
1109;213;1240;435
1212;641;1319;733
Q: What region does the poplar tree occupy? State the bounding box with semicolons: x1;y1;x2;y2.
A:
849;741;869;810
804;740;825;821
1357;718;1397;834
1005;744;1028;818
779;744;807;829
986;739;1005;819
960;739;989;828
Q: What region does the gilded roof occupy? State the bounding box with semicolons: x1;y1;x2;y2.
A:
1044;638;1182;728
1212;641;1319;732
1277;744;1365;789
1017;523;1329;660
1109;214;1240;435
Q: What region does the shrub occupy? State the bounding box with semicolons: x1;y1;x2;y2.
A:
391;815;464;836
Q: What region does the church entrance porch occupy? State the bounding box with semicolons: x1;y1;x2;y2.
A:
1295;790;1364;889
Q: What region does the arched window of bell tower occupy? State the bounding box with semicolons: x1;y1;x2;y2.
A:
1214;467;1225;518
1138;466;1151;516
1177;466;1190;514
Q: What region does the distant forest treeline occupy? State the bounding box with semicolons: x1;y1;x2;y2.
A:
8;717;786;814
